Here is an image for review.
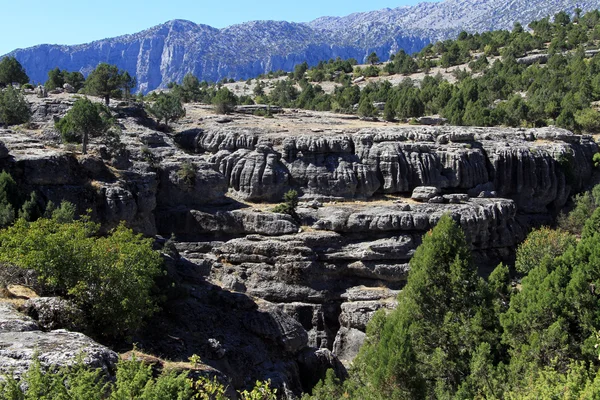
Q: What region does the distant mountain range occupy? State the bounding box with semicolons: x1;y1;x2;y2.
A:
5;0;600;93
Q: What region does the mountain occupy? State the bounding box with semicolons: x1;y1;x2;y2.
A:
5;0;600;93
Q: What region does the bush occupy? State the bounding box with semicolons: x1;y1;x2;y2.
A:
212;87;237;114
515;227;576;274
558;184;600;235
147;92;186;126
0;86;31;126
177;161;196;186
0;217;163;337
0;353;279;399
55;97;112;153
272;189;299;221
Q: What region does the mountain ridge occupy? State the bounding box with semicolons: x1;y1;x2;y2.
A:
5;0;600;92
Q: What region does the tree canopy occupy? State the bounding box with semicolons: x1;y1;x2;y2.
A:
0;57;29;87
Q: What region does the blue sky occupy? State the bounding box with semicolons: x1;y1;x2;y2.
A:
1;0;442;55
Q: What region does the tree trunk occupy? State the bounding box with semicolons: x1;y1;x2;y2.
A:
104;94;110;107
82;132;88;155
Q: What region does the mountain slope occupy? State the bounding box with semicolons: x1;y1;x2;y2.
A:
6;0;600;92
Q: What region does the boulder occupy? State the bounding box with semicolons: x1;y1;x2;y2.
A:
23;297;86;331
63;83;76;93
0;304;117;376
35;85;48;98
332;327;366;365
411;186;440;201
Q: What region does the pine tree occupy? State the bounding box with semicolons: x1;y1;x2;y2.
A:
356;215;496;398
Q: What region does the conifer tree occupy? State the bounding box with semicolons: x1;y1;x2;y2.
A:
356;215;496;398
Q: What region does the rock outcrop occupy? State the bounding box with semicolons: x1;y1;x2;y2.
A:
1;94;598;394
0;303;117;377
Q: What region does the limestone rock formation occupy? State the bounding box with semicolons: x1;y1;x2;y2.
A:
0;303;117;377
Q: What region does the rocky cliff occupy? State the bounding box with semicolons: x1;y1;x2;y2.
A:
5;0;600;92
1;93;597;394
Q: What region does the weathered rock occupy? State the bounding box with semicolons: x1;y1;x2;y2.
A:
6;285;38;300
297;347;348;390
428;195;445;204
332;327;366;365
212;146;289;202
418;116;447;125
139;132;166;147
0;304;39;333
0;304;117;376
411;186;441;201
157;160;228;208
35;85;47;98
0;142;8;159
23;297;86;331
63;83;76;93
444;193;469;203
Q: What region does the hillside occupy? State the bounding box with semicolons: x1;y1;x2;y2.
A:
5;0;600;92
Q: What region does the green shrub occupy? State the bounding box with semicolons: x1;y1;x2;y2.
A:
558;184;600;235
515;227;576;274
0;217;163;337
0;86;31;126
272;189;299;222
146;92;186;126
177;161;196;186
55;98;112;153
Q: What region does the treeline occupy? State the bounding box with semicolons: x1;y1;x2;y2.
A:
162;8;600;132
301;183;600;399
4;9;600;132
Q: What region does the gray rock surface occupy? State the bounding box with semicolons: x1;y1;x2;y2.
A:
0;303;117;376
23;297;86;331
412;186;441;201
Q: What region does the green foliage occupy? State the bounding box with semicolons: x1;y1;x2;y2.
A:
55;97;112;153
558;184;600;235
272;189;299;222
355;214;496;398
0;86;31;126
575;108;600;132
593;152;600;168
0;171;19;228
84;63;131;106
45;67;65;90
0;218;163;337
367;52;380;65
238;380;277;400
0;57;29;87
212;87;237;114
357;96;376;118
18;191;42;222
177;161;196;186
191;376;228;400
147;92;186;126
515;227;576;274
180;73;201;102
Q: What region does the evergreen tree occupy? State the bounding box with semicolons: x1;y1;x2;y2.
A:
367;52;380;65
84;63;124;106
0;85;31;126
356;215;496;398
147;92;186;127
0;56;29;87
56;97;111;154
212;87;237;114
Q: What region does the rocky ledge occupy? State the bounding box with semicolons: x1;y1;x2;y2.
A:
0;96;597;393
0;303;117;377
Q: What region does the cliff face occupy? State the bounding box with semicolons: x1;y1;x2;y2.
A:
2;93;598;395
6;0;600;92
